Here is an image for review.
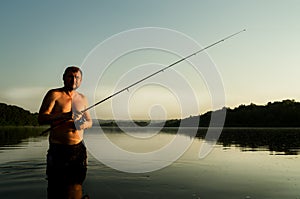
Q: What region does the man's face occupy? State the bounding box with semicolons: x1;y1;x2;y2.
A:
63;71;82;90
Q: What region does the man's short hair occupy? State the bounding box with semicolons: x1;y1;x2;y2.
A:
63;66;82;78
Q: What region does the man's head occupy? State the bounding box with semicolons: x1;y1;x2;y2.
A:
63;66;83;91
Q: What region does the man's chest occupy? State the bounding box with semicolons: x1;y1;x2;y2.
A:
54;94;85;112
53;95;72;112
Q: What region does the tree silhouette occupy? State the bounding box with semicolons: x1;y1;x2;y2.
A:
0;103;38;126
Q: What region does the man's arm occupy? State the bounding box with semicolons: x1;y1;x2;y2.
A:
74;95;93;130
38;90;72;125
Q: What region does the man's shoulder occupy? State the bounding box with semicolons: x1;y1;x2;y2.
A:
46;88;64;96
48;87;63;92
75;91;87;100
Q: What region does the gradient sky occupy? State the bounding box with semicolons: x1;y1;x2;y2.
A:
1;0;300;120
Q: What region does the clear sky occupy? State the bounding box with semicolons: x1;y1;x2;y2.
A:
1;0;300;120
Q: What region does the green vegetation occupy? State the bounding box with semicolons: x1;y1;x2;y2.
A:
171;99;300;127
223;99;300;127
0;103;38;126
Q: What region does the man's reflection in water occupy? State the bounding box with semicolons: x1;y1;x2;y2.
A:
46;142;89;199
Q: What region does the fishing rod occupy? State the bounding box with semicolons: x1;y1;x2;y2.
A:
82;29;246;112
40;29;246;135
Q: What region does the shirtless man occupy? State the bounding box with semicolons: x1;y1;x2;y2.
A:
38;66;92;199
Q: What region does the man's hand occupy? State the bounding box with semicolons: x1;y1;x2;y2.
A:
72;110;83;121
73;110;86;130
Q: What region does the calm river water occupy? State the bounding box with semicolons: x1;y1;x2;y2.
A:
0;126;300;199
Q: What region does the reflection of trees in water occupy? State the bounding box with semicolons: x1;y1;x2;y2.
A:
162;127;300;155
202;128;300;155
0;127;46;147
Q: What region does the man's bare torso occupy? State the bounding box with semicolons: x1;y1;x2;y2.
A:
48;89;86;145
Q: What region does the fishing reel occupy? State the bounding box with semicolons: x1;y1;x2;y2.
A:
76;116;86;125
74;114;86;130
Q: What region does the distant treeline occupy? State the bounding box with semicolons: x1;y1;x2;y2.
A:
1;99;300;127
142;100;300;127
224;99;300;127
97;99;300;127
0;103;38;126
176;99;300;127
